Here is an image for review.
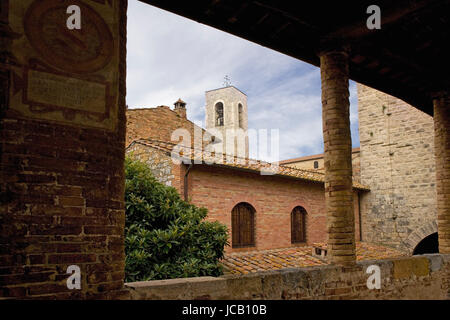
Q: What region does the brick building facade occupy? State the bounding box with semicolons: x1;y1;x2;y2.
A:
280;148;361;183
126;139;366;253
126;83;441;256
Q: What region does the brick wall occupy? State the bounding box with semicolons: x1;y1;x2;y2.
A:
126;254;450;300
126;107;211;148
125;144;363;253
358;84;437;252
186;164;361;252
0;0;129;299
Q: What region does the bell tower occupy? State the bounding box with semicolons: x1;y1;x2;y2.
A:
205;85;249;159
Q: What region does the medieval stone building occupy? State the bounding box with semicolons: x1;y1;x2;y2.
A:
357;84;437;255
126;84;439;256
280;85;438;255
126;87;367;253
205;86;249;158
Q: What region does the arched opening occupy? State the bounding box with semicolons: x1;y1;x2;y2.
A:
413;232;439;255
238;103;243;128
291;206;307;243
231;202;255;248
313;161;319;169
215;102;224;126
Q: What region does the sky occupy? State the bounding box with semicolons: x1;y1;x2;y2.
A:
126;0;360;162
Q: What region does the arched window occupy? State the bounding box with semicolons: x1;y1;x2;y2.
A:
238;103;243;128
313;161;319;169
232;202;255;248
215;102;224;126
291;206;307;243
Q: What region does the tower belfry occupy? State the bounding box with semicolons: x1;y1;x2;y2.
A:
205;86;249;159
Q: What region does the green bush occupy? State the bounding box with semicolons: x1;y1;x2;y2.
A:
124;157;229;282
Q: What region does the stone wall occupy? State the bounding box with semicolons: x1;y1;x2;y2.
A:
205;86;249;158
0;0;129;299
127;142;174;187
358;84;437;253
126;254;450;300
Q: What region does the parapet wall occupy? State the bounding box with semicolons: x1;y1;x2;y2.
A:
126;254;450;300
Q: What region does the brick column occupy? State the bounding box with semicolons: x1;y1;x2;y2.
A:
433;93;450;253
0;0;129;299
320;49;356;265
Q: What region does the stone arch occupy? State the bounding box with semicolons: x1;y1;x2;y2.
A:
404;220;438;254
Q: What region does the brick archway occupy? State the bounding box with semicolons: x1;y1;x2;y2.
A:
287;199;312;216
287;199;318;245
225;195;262;215
404;221;438;254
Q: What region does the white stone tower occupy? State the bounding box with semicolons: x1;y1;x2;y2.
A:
205;86;249;159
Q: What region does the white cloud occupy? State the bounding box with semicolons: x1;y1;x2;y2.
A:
127;0;360;161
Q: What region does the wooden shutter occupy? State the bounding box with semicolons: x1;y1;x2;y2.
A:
291;207;306;243
232;203;255;247
232;206;240;245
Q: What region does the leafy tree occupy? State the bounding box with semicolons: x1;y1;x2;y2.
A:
124;157;229;282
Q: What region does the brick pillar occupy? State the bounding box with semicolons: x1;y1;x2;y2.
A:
0;0;129;299
320;49;356;265
433;93;450;253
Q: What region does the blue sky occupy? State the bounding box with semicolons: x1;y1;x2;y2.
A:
127;0;360;161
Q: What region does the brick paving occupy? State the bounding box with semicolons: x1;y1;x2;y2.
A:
221;242;407;275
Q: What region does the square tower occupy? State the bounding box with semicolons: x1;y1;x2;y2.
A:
205;86;249;159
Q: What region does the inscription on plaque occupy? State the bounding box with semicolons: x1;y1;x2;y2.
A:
26;69;106;113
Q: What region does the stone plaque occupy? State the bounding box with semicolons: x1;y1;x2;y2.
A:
25;69;106;113
7;0;120;131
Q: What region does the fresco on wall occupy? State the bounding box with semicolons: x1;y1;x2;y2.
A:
6;0;119;131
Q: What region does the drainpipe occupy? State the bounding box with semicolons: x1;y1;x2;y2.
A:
358;192;363;241
184;163;193;202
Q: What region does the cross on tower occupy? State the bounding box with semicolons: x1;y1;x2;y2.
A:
223;75;231;87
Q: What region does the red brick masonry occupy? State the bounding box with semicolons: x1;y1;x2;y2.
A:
126;139;368;253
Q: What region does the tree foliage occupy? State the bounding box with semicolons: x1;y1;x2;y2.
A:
124;157;229;282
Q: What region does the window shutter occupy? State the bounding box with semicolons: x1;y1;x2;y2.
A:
232;203;255;248
291;206;306;243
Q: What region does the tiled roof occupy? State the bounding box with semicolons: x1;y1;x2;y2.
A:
221;243;407;275
127;139;370;191
280;147;360;165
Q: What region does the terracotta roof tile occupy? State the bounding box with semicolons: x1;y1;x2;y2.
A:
127;139;370;191
221;243;407;275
